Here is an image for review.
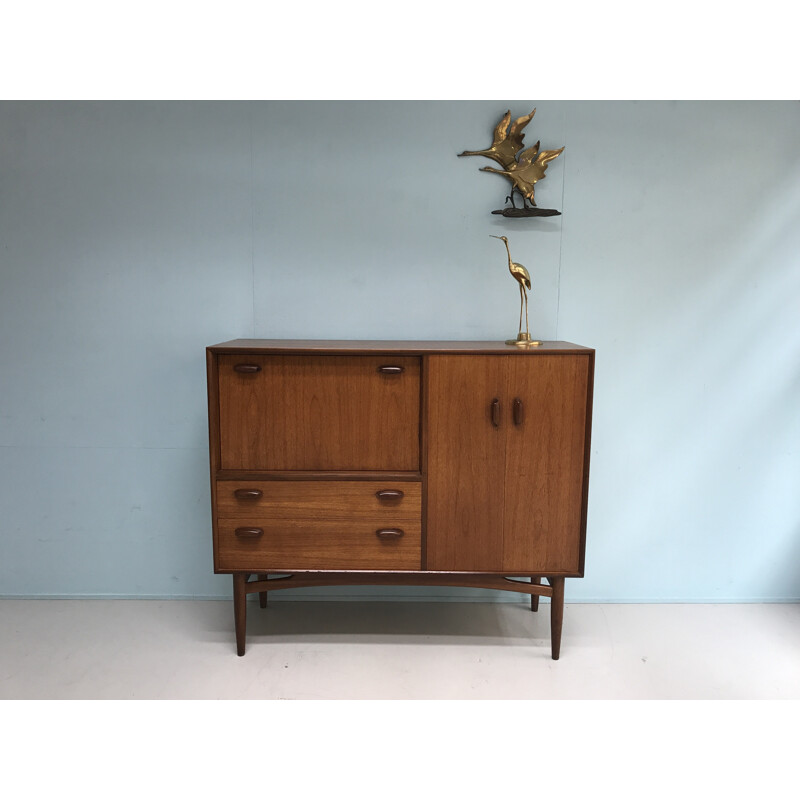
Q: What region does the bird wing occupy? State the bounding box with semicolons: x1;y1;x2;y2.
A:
514;146;564;183
535;146;565;168
513;263;532;289
491;110;512;147
516;141;541;167
507;109;535;150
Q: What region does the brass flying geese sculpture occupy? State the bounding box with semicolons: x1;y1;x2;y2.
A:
459;109;564;217
491;235;541;346
458;109;536;170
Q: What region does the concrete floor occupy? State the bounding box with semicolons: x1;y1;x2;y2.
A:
1;599;798;699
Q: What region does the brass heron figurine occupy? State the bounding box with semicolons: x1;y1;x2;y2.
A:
491;235;541;346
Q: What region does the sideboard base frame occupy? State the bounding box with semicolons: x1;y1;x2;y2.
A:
231;572;566;659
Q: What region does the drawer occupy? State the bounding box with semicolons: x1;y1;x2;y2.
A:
217;355;421;471
215;480;421;520
217;518;422;571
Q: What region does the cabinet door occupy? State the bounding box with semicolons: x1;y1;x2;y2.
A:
426;356;506;571
217;355;420;471
502;355;589;572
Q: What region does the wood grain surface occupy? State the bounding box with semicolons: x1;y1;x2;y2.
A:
549;576;565;660
215;470;422;482
425;355;506;571
502;355;589;572
217;355;420;471
215;480;421;520
217;517;422;571
243;572;556;596
209;339;593;355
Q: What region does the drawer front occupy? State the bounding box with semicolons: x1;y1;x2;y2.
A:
216;480;421;519
217;518;422;571
217;355;421;471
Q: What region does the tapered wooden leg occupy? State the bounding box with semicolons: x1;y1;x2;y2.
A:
530;577;540;612
233;573;248;656
258;573;269;608
550;576;565;660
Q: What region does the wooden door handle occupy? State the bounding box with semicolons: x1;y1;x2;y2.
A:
491;398;501;427
376;528;405;539
233;364;261;373
234;489;263;500
513;398;523;426
375;490;405;501
235;527;264;539
377;365;404;374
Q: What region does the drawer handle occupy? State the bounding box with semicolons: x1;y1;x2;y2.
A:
235;527;264;539
233;364;261;373
376;528;405;540
234;489;263;500
376;489;404;501
491;398;501;428
377;365;404;374
513;397;524;426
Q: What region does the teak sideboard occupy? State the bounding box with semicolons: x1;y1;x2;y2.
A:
206;340;594;658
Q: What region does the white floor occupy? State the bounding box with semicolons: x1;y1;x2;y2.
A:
1;598;798;699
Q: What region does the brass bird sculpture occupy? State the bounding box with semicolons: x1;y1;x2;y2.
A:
459;108;564;213
491;235;539;346
458;109;536;170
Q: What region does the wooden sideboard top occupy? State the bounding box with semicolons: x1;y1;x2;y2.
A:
208;339;593;355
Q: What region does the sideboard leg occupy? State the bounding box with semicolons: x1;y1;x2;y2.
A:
233;573;248;656
530;577;540;612
258;573;269;608
550;577;565;660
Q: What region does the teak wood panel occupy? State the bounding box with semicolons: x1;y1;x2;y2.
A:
217;355;420;471
502;355;589;572
425;356;506;571
217;518;422;571
425;354;590;573
215;480;421;521
209;339;592;355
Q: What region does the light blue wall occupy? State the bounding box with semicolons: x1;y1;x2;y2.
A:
1;101;798;601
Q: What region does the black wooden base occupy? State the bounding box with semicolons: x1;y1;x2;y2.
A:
491;207;562;217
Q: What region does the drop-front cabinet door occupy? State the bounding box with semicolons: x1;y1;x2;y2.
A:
217;355;421;471
426;354;589;573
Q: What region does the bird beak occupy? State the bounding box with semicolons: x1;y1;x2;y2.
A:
490;235;502;240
